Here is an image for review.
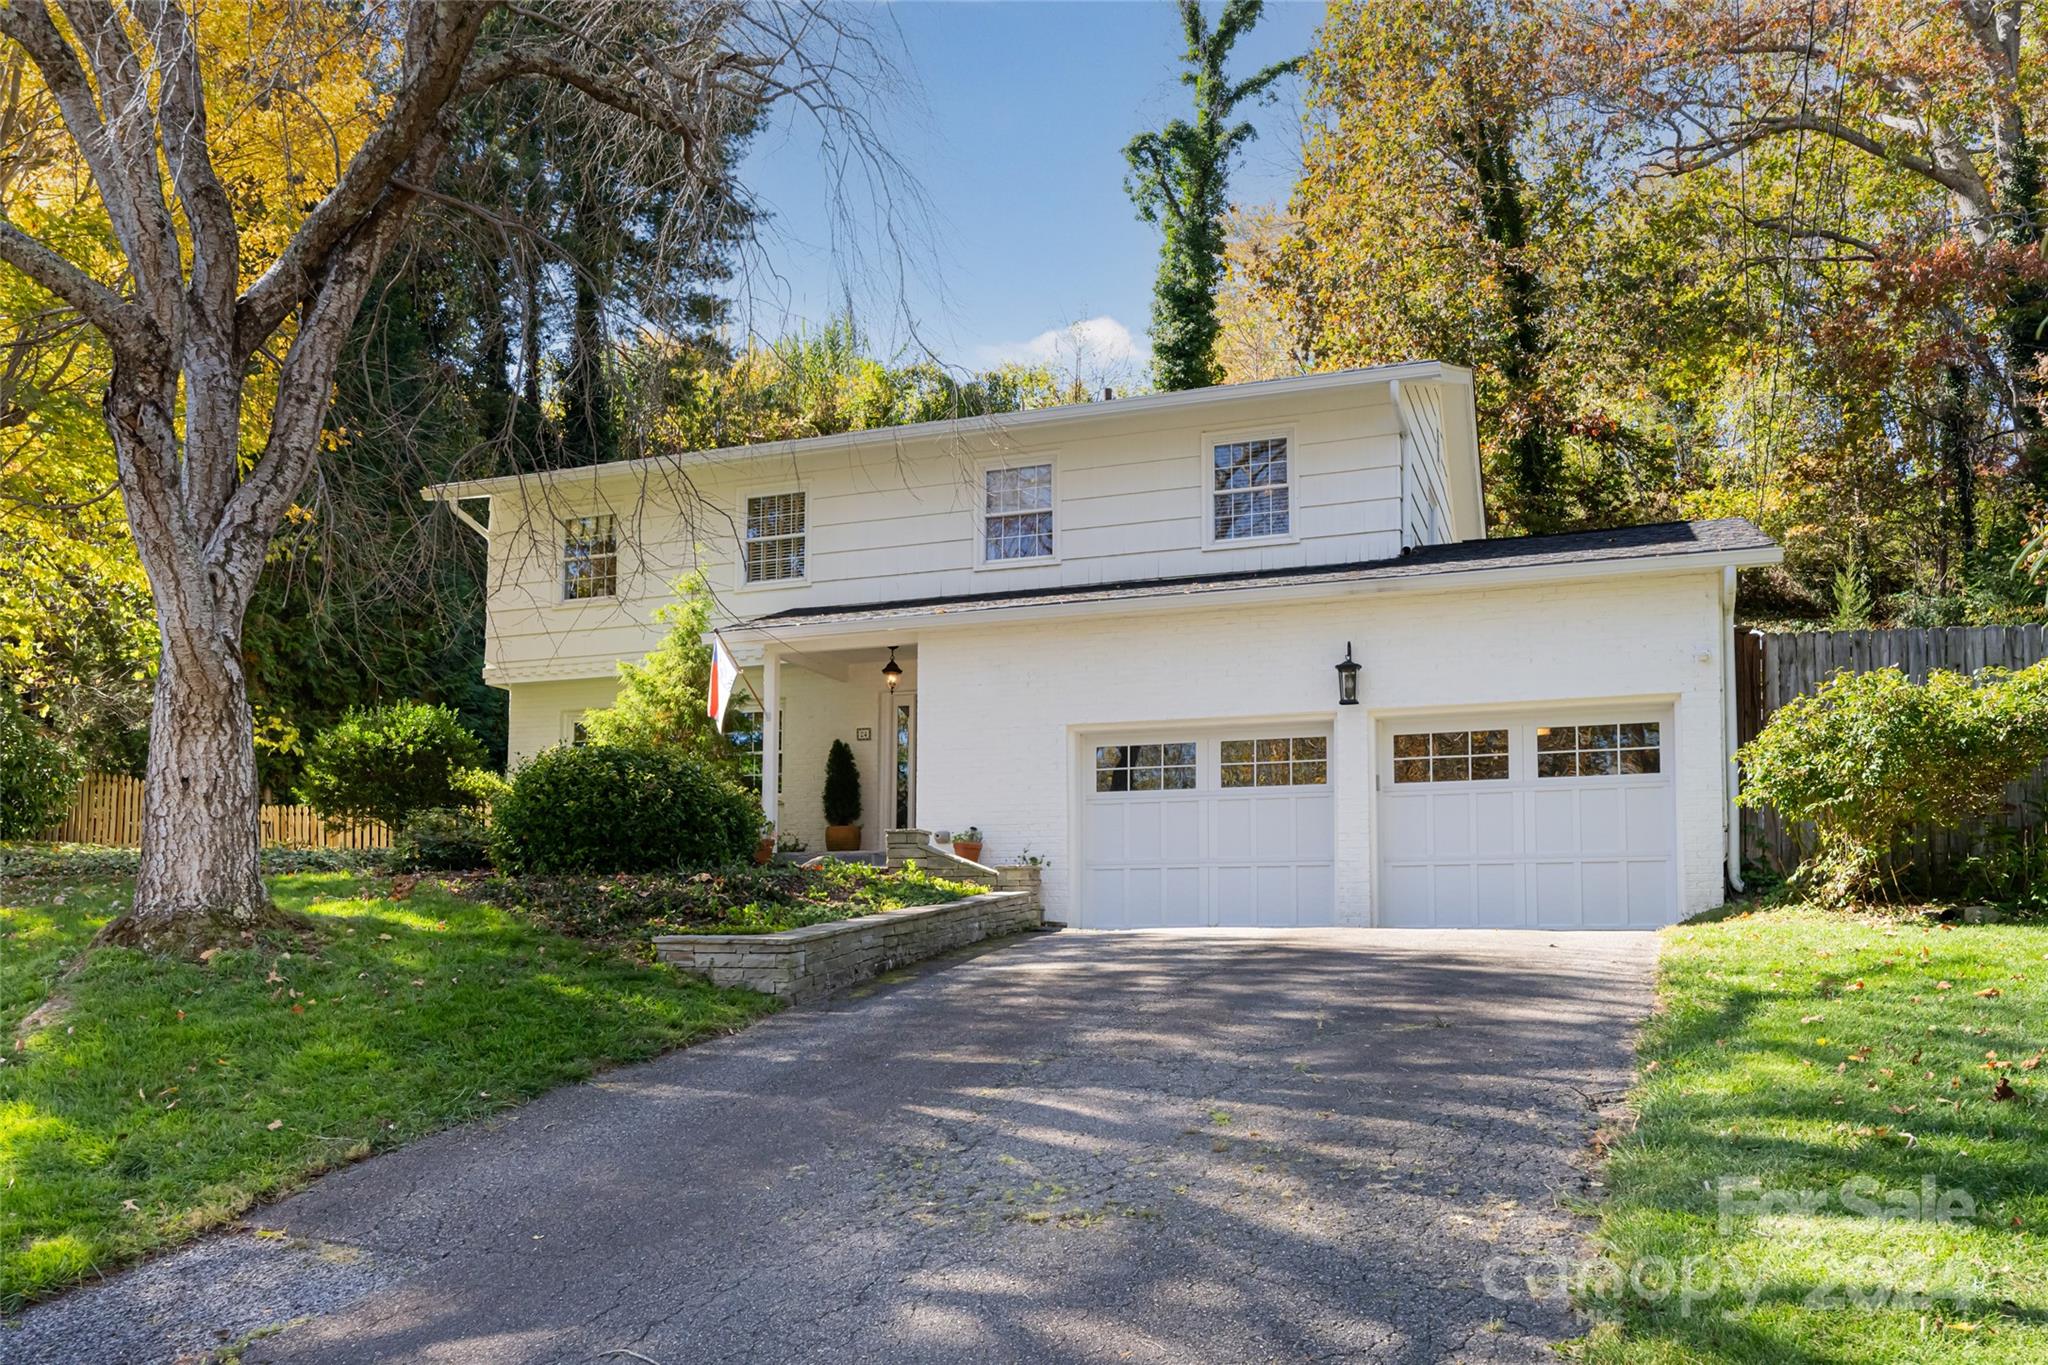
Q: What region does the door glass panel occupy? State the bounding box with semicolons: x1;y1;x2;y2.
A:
895;703;912;827
1393;730;1509;783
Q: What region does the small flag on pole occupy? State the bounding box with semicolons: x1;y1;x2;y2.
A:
707;634;740;732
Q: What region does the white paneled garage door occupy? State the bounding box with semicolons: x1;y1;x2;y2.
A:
1082;729;1335;928
1377;709;1678;929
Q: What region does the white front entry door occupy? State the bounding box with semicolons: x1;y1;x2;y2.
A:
1081;729;1335;929
1376;709;1678;929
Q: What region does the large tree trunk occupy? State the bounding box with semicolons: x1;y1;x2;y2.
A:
101;628;277;950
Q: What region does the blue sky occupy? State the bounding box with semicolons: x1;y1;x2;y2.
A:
732;1;1324;385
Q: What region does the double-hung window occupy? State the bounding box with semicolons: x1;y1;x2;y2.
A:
744;491;806;584
983;463;1054;563
562;515;617;600
1211;434;1290;542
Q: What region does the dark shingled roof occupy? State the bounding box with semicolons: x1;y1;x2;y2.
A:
744;517;1777;628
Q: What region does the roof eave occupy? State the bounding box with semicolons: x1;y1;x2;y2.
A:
419;360;1464;502
721;542;1785;644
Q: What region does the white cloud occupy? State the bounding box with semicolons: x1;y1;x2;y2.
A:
974;315;1147;375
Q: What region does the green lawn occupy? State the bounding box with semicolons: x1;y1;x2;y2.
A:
0;869;778;1312
1579;905;2048;1362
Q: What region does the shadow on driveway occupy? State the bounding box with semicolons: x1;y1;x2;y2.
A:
13;927;1657;1364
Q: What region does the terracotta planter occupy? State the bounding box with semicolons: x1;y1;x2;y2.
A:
754;837;774;866
826;823;862;853
952;841;983;863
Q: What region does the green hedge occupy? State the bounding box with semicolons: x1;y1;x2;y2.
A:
489;744;760;875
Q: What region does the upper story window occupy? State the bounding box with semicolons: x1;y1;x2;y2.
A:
744;491;806;584
562;515;617;600
1211;435;1290;541
983;463;1054;563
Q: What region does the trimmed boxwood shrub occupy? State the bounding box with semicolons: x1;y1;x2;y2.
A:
296;701;486;830
489;743;760;875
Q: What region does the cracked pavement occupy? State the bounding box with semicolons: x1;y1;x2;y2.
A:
8;926;1656;1363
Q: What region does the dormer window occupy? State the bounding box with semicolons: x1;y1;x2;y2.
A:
1211;434;1290;541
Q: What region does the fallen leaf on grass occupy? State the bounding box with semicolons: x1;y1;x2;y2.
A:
1977;988;2003;999
1992;1077;2017;1102
1937;981;1954;991
267;1119;284;1130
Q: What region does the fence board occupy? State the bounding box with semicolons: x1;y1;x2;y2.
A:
42;774;393;851
1737;625;2048;881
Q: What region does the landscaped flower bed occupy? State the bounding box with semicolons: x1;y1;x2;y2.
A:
467;859;984;938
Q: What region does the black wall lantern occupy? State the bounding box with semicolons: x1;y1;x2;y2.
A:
882;645;904;692
1335;642;1361;706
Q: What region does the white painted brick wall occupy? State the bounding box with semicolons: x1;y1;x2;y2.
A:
913;570;1730;926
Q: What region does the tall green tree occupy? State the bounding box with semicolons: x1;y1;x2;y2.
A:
1124;0;1298;392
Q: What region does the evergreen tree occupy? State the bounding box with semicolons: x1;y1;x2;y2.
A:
1124;1;1298;392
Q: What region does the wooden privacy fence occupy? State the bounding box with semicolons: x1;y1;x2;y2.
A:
1736;625;2048;877
43;772;394;850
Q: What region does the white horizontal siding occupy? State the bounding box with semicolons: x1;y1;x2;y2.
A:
484;387;1421;681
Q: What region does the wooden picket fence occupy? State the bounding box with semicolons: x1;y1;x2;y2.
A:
1736;625;2048;879
43;771;394;850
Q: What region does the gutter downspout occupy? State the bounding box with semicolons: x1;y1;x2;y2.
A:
1722;566;1745;895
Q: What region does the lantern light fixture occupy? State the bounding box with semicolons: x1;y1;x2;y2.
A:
1335;642;1361;706
882;645;904;692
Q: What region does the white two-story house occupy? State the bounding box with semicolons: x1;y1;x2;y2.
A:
426;361;1780;930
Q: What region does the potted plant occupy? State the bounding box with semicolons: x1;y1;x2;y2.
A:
823;738;863;852
754;815;776;866
952;825;984;862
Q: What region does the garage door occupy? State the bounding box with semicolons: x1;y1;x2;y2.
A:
1082;729;1335;928
1377;710;1677;928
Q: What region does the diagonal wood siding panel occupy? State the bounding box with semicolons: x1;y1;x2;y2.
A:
1738;625;2048;879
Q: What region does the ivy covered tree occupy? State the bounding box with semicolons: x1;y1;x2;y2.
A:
1124;0;1297;392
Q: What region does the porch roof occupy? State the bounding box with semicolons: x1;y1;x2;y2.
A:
731;518;1780;636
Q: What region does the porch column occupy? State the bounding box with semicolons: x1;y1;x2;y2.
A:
760;647;781;828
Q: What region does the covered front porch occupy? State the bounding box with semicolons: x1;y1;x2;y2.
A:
728;640;921;856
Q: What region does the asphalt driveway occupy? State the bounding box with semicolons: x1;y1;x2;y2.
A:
10;927;1657;1363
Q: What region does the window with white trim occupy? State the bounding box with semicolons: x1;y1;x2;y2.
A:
1221;737;1328;787
1094;742;1196;792
1392;729;1509;783
724;704;782;794
1537;722;1660;778
562;515;617;599
744;492;806;583
983;463;1054;562
1211;435;1290;541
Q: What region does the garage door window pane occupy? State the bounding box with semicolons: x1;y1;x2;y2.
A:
1226;735;1330;786
1096;741;1195;793
1396;730;1509;782
1537;720;1662;779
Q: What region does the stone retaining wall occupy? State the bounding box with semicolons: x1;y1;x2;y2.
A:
652;886;1042;1001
